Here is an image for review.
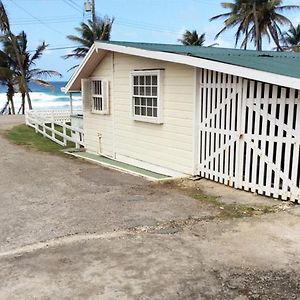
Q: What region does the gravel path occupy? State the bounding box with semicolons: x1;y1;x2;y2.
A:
0;115;299;300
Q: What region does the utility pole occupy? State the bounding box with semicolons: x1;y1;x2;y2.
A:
85;0;97;40
91;0;96;40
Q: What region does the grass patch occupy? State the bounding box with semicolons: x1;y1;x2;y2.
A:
4;124;72;155
192;192;275;219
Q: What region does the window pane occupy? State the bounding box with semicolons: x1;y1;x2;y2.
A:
153;99;157;107
141;98;146;106
140;76;145;85
147;108;152;116
146;87;151;96
99;81;102;95
92;81;102;96
141;107;146;116
152;87;157;96
93;97;102;111
135;106;140;115
140;87;145;96
134;97;140;105
146;76;151;85
134;87;138;95
147;98;152;106
133;76;138;85
153;108;157;117
152;76;157;85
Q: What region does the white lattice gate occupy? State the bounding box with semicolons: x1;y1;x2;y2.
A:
198;68;300;202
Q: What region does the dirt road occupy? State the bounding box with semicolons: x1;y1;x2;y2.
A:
0;115;299;299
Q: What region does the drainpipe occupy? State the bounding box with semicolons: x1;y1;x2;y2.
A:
69;92;73;115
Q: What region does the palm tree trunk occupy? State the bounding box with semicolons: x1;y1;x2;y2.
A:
10;35;32;109
0;100;9;114
21;92;25;114
253;1;262;51
8;97;15;114
7;84;15;114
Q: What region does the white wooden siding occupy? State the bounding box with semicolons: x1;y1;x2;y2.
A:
113;53;195;174
198;68;300;202
83;52;195;175
83;52;114;156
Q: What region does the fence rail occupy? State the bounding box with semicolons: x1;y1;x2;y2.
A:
25;110;84;148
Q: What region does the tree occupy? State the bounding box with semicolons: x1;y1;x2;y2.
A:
282;23;300;51
13;31;62;114
64;16;114;68
0;1;32;109
0;38;18;114
178;30;206;46
210;0;300;51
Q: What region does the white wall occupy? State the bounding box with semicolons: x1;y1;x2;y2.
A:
85;52;195;175
83;52;114;157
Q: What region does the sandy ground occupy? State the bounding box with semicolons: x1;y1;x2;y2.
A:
0;115;300;300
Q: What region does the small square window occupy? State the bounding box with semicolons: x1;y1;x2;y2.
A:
131;71;162;123
135;97;140;105
152;87;157;96
141;107;146;115
140;87;145;96
146;87;151;96
152;76;157;85
146;76;151;85
91;79;109;114
135;106;140;115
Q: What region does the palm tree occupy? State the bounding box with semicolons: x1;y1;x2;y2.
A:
178;30;206;46
0;1;32;109
210;0;300;51
64;16;114;69
282;23;300;51
0;41;18;114
13;31;62;114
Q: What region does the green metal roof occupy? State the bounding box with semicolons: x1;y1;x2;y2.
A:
101;41;300;79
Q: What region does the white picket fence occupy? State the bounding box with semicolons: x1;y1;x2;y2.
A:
197;68;300;202
25;110;84;148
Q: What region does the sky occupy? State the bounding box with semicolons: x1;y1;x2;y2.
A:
2;0;300;81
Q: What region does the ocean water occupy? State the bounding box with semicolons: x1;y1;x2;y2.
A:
0;81;82;112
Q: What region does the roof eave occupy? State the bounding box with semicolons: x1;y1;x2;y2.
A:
64;44;104;93
93;41;300;90
64;41;300;92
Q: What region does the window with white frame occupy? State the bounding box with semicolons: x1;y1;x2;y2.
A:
132;71;162;123
91;79;109;114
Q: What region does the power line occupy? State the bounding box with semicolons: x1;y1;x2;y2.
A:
62;0;83;13
11;14;79;23
8;0;66;36
11;17;80;26
28;45;76;52
67;0;83;10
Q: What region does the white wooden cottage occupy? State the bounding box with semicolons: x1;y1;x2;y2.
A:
64;41;300;202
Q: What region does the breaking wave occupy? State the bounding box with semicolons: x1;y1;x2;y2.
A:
0;92;82;111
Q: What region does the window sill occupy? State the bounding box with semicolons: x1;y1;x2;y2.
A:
91;110;109;115
132;115;163;124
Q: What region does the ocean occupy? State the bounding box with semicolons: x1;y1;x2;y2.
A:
0;81;82;112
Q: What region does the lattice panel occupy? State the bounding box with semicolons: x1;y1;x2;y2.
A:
198;69;242;187
198;68;300;202
240;81;300;201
